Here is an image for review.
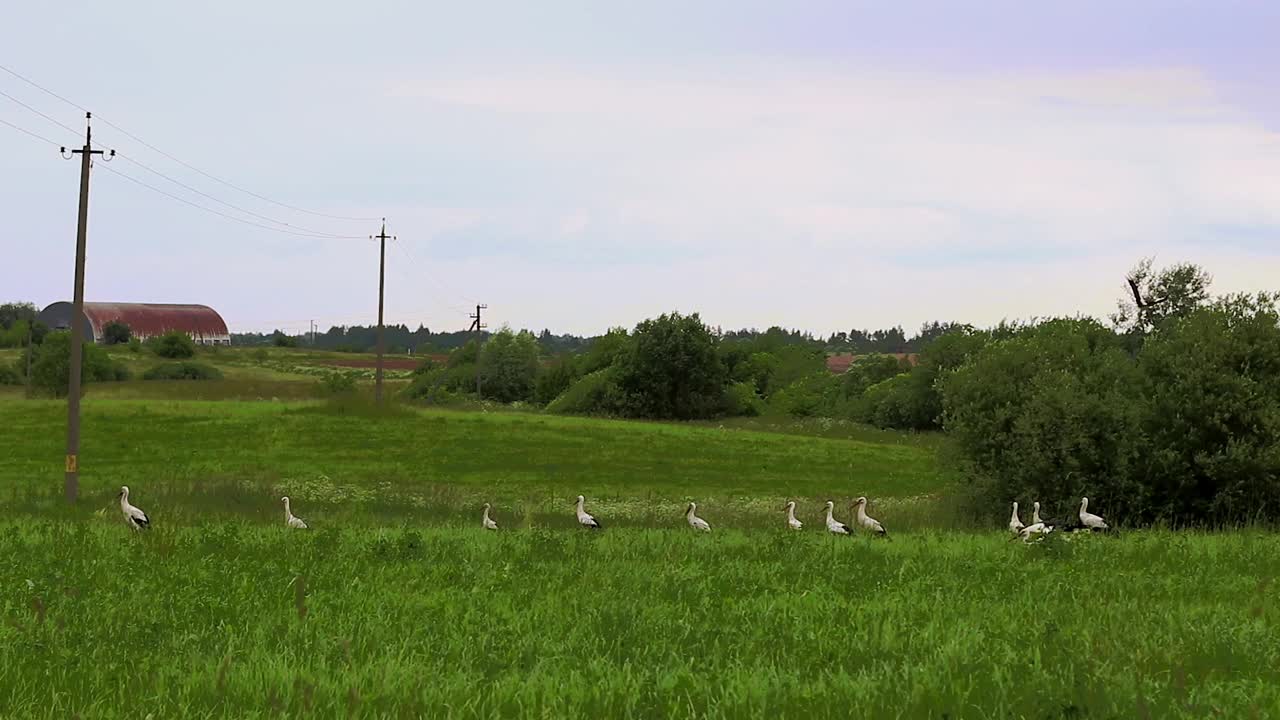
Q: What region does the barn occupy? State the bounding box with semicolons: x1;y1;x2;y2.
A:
37;302;231;345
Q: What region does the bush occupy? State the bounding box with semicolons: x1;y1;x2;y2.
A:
127;337;142;353
720;380;764;417
1134;293;1280;523
534;358;579;406
941;318;1145;523
151;331;197;359
478;328;540;403
142;362;223;381
0;363;20;386
612;312;726;420
546;368;623;415
252;348;269;364
768;372;840;417
102;321;132;345
858;372;937;429
272;331;298;348
27;331;130;396
317;372;358;396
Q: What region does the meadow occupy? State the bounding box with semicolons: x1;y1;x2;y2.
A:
1;384;1278;718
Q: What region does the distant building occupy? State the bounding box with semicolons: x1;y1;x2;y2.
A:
825;352;920;374
37;302;231;345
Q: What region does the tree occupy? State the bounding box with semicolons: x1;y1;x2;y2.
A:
1112;258;1212;337
152;331;197;359
102;321;132;345
940;318;1142;520
28;331;130;397
1135;293;1280;523
478;328;540;403
271;330;298;348
0;302;37;330
613;312;726;419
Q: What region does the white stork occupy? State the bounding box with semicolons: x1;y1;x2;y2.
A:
1015;522;1053;544
853;496;889;539
1032;501;1046;526
118;486;150;531
281;496;307;529
1009;501;1025;535
481;503;499;530
823;501;851;535
575;495;602;530
685;502;711;532
1079;497;1109;531
785;501;803;530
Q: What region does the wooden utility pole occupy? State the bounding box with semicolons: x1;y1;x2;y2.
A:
468;303;487;397
370;220;395;405
62;112;111;504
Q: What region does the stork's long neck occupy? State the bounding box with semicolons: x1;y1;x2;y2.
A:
1032;504;1042;524
856;503;868;522
825;505;834;522
1080;498;1088;515
686;504;695;519
483;506;491;522
284;499;293;519
786;504;797;522
1010;503;1020;523
576;498;585;513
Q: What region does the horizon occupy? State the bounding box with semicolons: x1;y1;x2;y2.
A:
3;1;1278;337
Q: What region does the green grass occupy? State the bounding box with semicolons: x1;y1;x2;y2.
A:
2;523;1276;718
2;396;1278;717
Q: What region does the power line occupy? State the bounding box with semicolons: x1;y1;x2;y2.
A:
0;115;65;147
97;164;364;239
0;88;80;137
0;62;380;222
112;152;360;239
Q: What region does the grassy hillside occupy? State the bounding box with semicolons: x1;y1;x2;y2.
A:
0;398;947;528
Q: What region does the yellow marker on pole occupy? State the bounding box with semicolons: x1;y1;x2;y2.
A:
65;455;78;473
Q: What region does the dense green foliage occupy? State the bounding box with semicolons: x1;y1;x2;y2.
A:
612;312;726;419
0;363;20;386
141;361;224;381
0;302;47;349
477;328;540;403
101;320;132;345
23;331;130;397
150;330;198;359
943;295;1280;525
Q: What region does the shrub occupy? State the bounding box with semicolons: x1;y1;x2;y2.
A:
27;331;130;396
252;348;269;364
1134;293;1280;523
478;328;540;403
858;373;937;430
546;368;622;415
0;363;20;386
317;372;358;396
768;372;840;417
102;321;132;345
272;331;298;348
720;380;763;417
612;312;726;420
142;362;223;381
940;318;1144;522
127;337;142;353
534;358;579;406
151;331;196;359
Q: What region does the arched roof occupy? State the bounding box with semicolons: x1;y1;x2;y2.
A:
82;303;229;340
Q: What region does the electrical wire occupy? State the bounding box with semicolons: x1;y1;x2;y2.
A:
0;62;380;221
98;164;365;239
0;115;65;147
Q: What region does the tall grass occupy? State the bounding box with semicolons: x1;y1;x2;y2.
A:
1;522;1276;718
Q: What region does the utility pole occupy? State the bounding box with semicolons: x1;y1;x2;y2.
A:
24;320;33;397
468;303;487;397
61;113;111;504
309;320;317;347
370;220;395;406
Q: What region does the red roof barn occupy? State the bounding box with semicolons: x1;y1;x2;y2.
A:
38;302;231;345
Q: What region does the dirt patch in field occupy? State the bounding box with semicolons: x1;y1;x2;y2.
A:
323;357;440;370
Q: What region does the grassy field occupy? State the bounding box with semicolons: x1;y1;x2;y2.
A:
2;392;1278;717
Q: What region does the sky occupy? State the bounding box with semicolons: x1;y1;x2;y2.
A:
2;0;1278;337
